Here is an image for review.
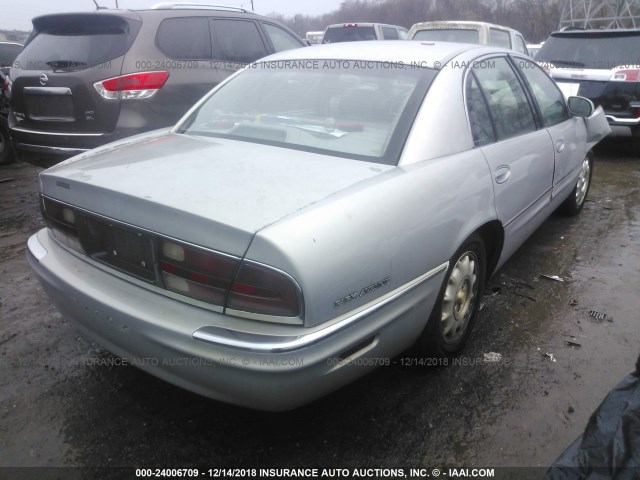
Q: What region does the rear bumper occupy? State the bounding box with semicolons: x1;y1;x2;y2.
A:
10;126;120;158
27;229;445;411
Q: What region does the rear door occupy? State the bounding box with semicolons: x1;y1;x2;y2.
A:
10;13;141;134
466;55;555;259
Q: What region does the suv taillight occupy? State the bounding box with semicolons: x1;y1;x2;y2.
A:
93;71;169;100
611;69;640;82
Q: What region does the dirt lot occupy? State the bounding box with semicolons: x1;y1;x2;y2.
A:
0;140;639;478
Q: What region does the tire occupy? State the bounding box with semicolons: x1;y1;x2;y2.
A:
557;152;593;216
414;235;486;358
0;122;14;165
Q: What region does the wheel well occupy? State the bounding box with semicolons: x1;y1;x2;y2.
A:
475;220;504;280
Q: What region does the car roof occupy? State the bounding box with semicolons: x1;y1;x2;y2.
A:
411;20;519;33
326;23;405;28
261;40;493;67
31;6;270;26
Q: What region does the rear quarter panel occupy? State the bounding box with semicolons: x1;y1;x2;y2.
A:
247;148;495;328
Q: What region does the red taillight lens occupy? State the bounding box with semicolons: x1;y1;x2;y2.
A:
93;71;169;100
228;262;302;318
160;240;302;318
160;240;239;307
611;69;640;82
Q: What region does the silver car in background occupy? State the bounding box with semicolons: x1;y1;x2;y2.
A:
27;42;609;411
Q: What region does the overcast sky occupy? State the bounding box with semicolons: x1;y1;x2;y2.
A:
0;0;344;31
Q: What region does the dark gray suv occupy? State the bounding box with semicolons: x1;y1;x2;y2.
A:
9;4;305;163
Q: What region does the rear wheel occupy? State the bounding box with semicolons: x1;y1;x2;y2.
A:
557;152;593;216
414;235;486;358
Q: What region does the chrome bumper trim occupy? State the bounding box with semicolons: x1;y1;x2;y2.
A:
16;143;89;155
11;126;105;137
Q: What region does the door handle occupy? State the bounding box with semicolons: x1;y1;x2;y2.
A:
556;139;565;153
494;165;511;184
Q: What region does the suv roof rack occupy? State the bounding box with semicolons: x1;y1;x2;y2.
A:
150;3;249;12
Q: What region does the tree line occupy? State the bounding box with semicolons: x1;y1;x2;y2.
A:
271;0;565;43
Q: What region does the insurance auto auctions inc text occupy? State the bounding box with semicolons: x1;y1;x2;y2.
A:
241;467;494;478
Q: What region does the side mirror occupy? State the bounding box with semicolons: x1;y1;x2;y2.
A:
567;96;594;118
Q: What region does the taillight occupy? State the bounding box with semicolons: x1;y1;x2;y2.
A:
42;197;303;320
160;240;302;318
160;240;239;307
93;71;169;100
611;69;640;82
41;197;84;253
228;262;302;317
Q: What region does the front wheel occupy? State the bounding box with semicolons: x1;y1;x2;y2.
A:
557;152;593;216
414;235;486;358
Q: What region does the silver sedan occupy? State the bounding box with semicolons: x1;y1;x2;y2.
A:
27;41;610;411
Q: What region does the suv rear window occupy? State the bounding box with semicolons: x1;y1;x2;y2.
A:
536;31;640;70
323;26;377;43
412;29;480;44
16;14;140;70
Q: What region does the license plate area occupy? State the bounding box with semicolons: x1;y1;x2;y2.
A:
25;89;75;122
78;217;156;282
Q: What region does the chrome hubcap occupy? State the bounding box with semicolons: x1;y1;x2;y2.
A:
575;157;590;206
441;251;478;344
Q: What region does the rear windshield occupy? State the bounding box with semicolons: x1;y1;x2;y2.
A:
412;28;480;44
15;15;141;71
323;26;377;43
536;32;640;69
177;61;436;165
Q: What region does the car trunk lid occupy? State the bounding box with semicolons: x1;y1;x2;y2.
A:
40;132;393;257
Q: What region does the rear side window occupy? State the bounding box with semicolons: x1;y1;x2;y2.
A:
323;26;377;43
412;29;480;44
381;27;399;40
156;17;212;60
489;28;511;49
15;15;140;70
211;19;268;63
466;73;495;146
262;23;303;52
472;57;536;140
